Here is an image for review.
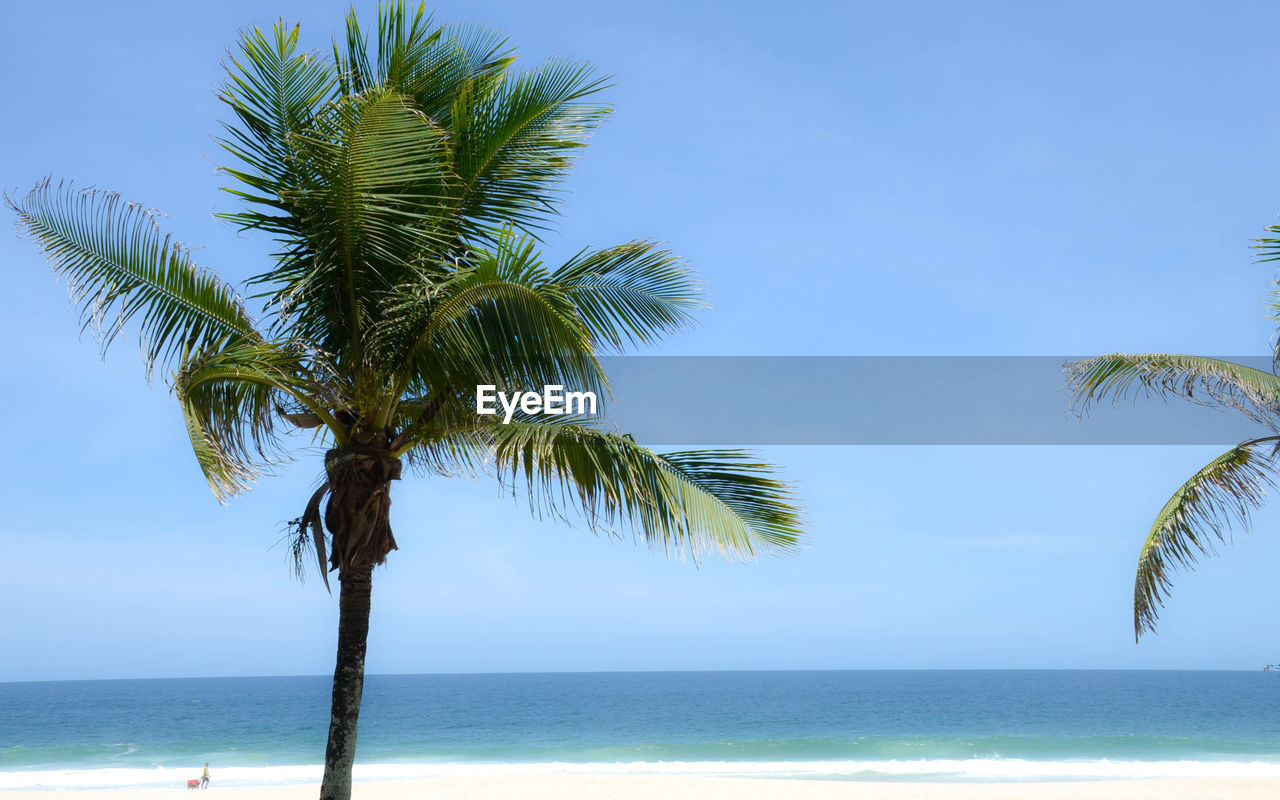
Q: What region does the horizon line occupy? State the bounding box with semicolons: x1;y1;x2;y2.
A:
3;666;1271;685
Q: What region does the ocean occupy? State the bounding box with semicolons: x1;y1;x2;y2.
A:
2;670;1279;789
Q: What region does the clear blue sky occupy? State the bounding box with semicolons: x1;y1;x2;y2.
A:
4;0;1280;680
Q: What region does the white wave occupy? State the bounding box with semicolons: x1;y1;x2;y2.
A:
5;758;1280;789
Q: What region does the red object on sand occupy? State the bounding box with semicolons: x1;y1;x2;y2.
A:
187;779;200;789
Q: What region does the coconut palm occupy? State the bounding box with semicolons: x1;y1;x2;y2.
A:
8;5;805;799
1066;255;1280;640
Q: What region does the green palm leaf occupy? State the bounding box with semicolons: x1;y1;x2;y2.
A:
1250;226;1280;366
1252;223;1280;266
397;22;514;123
180;400;260;504
362;2;514;120
175;340;347;498
217;20;336;225
1066;353;1280;431
1133;441;1278;639
551;241;704;350
452;59;611;239
372;1;442;89
9;180;260;376
486;417;803;559
384;230;608;405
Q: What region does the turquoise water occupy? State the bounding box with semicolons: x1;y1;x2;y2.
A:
2;671;1280;788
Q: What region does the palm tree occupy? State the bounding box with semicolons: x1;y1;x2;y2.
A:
1066;252;1280;640
8;5;805;799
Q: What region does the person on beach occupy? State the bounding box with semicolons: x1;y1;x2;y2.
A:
201;763;210;789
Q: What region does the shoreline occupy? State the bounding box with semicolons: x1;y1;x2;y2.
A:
3;776;1280;799
8;757;1280;790
10;757;1280;789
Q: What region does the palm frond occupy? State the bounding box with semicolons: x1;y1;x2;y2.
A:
181;398;260;503
383;229;608;404
292;88;457;259
485;417;804;560
451;58;611;239
175;340;348;499
373;1;441;89
1253;222;1280;265
551;241;703;350
396;405;494;478
336;2;513;123
1133;440;1279;639
217;19;336;230
335;5;374;95
399;22;514;122
1066;353;1280;432
1252;229;1280;366
9;180;260;377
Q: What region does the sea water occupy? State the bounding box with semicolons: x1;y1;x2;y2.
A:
2;670;1279;789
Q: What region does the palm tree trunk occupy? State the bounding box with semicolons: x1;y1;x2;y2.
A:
318;564;374;800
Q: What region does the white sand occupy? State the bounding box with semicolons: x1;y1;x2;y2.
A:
3;776;1277;800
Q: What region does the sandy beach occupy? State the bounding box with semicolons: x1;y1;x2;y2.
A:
3;776;1278;800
